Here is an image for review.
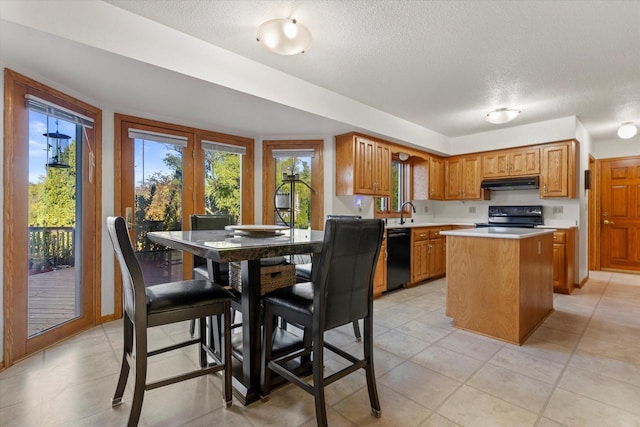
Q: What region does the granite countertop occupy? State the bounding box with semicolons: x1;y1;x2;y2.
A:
440;227;556;239
385;221;476;229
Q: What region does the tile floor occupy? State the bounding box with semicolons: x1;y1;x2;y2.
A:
1;270;639;426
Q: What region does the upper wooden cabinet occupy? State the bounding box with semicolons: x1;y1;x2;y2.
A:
445;155;484;200
482;147;540;178
429;156;445;200
411;155;445;200
540;140;578;198
335;133;391;196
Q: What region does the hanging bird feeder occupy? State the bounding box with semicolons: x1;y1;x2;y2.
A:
44;118;71;169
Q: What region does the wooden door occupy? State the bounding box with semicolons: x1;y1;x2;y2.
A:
411;240;430;282
3;69;101;367
600;157;640;271
373;237;387;296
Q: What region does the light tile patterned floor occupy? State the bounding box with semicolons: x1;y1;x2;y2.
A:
1;270;639;426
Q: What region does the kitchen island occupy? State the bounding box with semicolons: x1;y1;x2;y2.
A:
440;227;555;345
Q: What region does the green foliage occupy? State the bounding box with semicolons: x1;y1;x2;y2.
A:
205;151;241;222
275;157;312;229
28;140;77;227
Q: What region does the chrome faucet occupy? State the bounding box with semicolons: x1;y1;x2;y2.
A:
399;201;416;225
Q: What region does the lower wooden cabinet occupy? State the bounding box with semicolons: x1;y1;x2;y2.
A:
552;228;577;294
373;234;387;297
410;226;449;284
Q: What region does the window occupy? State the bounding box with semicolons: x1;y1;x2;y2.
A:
375;157;409;216
263;140;324;230
202;140;245;224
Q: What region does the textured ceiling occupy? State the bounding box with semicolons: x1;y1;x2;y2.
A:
102;0;640;142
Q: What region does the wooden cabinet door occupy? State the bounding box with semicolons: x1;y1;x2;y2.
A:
374;142;392;196
510;148;540;176
355;137;375;194
429;157;445;200
482;152;509;178
541;143;569;197
552;243;565;289
429;239;445;278
445;158;462;200
411;239;430;283
461;156;482;199
373;237;387;296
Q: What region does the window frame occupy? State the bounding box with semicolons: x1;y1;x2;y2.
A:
262;140;324;230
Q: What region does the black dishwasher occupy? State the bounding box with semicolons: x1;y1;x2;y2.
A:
386;228;411;291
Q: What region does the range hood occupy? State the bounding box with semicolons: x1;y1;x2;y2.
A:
480;176;540;191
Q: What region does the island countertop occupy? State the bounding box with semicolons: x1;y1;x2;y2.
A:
440;227;556;239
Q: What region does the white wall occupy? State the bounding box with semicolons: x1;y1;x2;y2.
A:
592;137;640;159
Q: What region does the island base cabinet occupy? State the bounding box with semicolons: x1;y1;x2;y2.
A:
445;234;554;345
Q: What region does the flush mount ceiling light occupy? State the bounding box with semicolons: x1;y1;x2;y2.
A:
617;122;638;139
485;108;521;124
256;18;311;55
398;152;410;161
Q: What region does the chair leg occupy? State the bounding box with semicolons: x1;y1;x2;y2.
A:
199;318;208;367
260;303;274;399
363;317;381;417
312;325;328;427
128;324;148;427
352;320;362;342
189;318;196;337
112;313;133;406
222;303;233;407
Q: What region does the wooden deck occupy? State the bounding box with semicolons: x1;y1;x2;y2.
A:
28;267;77;337
27;253;183;337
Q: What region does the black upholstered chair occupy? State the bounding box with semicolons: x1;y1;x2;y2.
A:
189;214;237;337
107;216;234;427
261;218;385;427
294;214;363;341
190;214;233;284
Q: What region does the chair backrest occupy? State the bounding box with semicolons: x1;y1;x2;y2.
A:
312;218;384;331
190;214;234;267
107;216;146;321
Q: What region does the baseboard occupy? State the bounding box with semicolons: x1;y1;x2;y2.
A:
101;313;119;323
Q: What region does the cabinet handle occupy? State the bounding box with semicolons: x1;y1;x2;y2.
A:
603;220;614;225
544;184;547;194
428;244;432;254
419;233;427;238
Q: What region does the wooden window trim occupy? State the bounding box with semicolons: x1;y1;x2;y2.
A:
262;140;324;230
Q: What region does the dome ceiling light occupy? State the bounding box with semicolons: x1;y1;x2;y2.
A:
485;108;521;124
617;122;638;139
256;18;311;55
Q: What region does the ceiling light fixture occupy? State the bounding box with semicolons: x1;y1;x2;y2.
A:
485;108;521;124
617;122;638;139
256;18;311;55
398;152;410;161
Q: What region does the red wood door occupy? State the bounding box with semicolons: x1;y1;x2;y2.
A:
600;157;640;271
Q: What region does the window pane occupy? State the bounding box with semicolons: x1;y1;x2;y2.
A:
274;156;312;229
27;111;81;336
133;139;183;284
204;150;241;223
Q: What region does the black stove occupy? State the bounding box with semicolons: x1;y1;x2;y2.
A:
475;205;543;228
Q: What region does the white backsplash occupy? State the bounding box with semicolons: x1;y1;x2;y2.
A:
411;190;580;226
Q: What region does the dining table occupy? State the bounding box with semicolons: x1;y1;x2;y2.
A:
147;227;324;405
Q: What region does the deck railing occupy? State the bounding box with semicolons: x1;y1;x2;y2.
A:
28;226;75;273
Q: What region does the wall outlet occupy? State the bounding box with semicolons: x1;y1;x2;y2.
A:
469;206;476;214
424;206;429;213
552;206;564;214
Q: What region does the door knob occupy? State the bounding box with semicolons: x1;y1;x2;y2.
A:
603;220;614;225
